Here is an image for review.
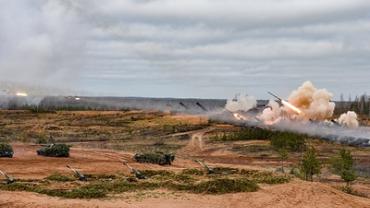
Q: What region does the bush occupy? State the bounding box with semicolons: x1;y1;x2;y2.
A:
37;187;106;199
331;149;357;186
270;132;306;152
299;147;321;181
0;182;36;192
290;167;304;179
134;152;175;165
37;144;70;157
340;185;366;197
36;137;48;144
140;170;174;178
83;180;160;193
211;127;272;141
240;169;290;184
45;173;74;182
210;127;307;152
278;148;288;173
0;143;13;158
181;168;204;176
211;167;239;175
0;168;293;198
173;178;259;194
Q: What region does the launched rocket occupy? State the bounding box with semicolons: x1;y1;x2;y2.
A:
268;91;282;102
267;91;302;115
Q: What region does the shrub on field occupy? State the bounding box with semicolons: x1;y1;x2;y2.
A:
172;178;259;194
299;147;321;181
331;149;357;187
211;127;272;141
210;127;307;152
240;169;290;184
270;132;306;152
181;169;204;176
46;173;74;182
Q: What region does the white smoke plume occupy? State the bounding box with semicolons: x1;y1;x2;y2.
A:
287;81;335;121
338;111;359;128
259;81;336;123
248;81;369;145
272;119;370;146
0;1;87;90
257;100;281;124
225;94;257;112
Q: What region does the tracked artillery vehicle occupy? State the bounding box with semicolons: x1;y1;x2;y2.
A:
134;152;175;165
0;143;13;158
122;160;146;179
0;170;15;184
37;144;70;157
66;165;87;181
195;159;215;174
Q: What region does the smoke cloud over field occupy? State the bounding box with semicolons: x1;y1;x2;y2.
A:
287;81;335;121
338;111;359;128
0;1;87;91
226;81;368;146
257;100;281;124
225;94;257;113
258;81;336;123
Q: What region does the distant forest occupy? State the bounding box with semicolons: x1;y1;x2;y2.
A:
335;94;370;118
2;94;370;120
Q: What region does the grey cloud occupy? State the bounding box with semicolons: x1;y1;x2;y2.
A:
85;0;370;28
0;0;87;90
0;0;369;99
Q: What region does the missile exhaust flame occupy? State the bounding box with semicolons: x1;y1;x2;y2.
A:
16;92;28;97
267;91;301;115
282;100;302;115
233;113;247;121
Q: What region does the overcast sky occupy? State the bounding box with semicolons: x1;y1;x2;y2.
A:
1;0;370;99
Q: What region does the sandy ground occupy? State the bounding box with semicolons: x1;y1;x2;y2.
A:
1;180;370;208
0;144;200;179
1;142;369;208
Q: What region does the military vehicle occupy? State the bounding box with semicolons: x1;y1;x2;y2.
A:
0;143;13;158
195;159;215;174
134;152;175;165
66;165;87;181
196;102;207;111
0;170;15;184
37;144;70;157
122;160;146;179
